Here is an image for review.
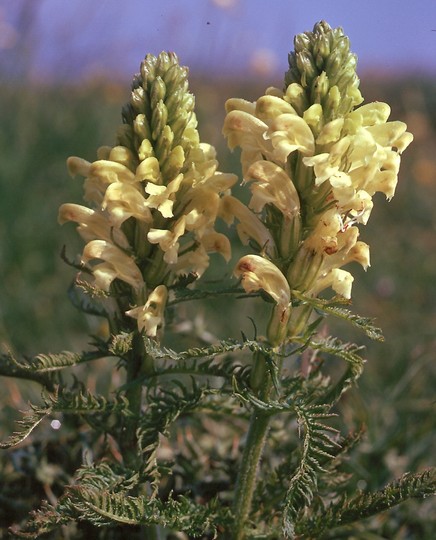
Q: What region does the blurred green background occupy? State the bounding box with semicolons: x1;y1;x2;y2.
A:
0;1;435;536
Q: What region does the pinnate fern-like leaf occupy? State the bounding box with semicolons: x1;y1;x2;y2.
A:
295;468;436;538
66;487;232;534
0;404;48;449
282;401;340;538
1;387;131;449
0;352;54;387
301;335;366;403
292;291;384;341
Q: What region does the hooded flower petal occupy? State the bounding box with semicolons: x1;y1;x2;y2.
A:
102;182;152;226
267;113;315;161
67;156;91;178
58;203;130;248
313;268;354;299
200;231;232;262
245;160;300;219
222;110;268;151
135;157;161;184
82;240;144;291
234;254;290;308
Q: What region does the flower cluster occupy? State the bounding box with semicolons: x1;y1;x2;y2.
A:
224;21;412;344
59;52;236;336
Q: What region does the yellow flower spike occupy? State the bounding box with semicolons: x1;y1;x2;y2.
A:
58;203;130;249
219;195;276;257
126;284;168;337
102;182;152;227
81;240;144;291
245;160;300;219
267;113;315;161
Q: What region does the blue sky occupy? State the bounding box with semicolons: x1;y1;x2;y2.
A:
3;0;436;82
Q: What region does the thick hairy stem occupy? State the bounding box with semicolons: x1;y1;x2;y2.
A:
233;410;270;540
121;332;153;468
121;332;159;539
233;353;273;540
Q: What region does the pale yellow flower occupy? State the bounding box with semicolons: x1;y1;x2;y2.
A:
81;240;144;291
245;160;300;219
143;174;184;218
267;113;315;162
170;231;231;277
183;188;221;236
83;160;137;204
126;284;168;336
234;255;290;308
222;110;273;174
219;195;276;257
135;157;161;184
147;217;186;264
58;203;130;249
235;254;291;344
102;182;152;227
311;268;354;299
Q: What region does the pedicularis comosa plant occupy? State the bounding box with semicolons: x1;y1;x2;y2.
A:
1;21;435;539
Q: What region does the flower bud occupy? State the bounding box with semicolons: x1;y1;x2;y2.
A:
150;77;167;108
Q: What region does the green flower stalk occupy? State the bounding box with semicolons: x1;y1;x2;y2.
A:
223;21;413;538
60;52;236;338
